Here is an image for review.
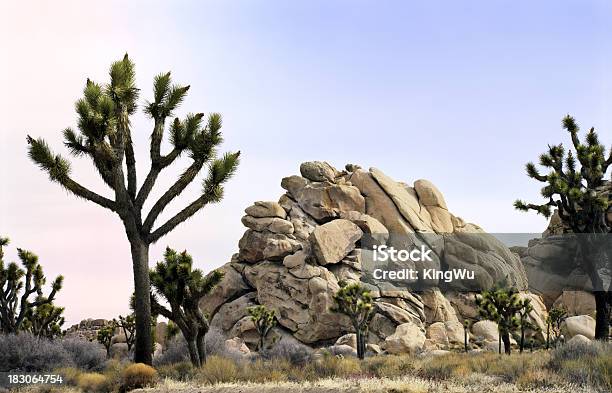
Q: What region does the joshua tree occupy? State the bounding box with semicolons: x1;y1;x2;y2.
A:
149;247;223;367
463;319;471;353
248;305;277;351
27;55;240;363
23;302;65;339
517;298;535;353
546;306;567;349
97;323;115;357
476;283;524;354
331;282;376;360
0;240;64;334
114;314;136;352
515;115;611;340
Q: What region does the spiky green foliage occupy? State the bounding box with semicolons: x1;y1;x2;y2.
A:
514;115;611;340
114;314;136;352
22;301;65;339
476;283;525;354
0;238;64;335
248;305;277;351
149;247;223;367
546;306;568;349
26;55;240;364
331;282;376;360
97;323;115;357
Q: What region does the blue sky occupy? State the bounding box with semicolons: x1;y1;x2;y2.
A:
1;0;611;325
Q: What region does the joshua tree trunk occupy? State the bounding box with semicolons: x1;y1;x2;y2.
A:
594;291;611;341
464;326;468;353
186;335;201;367
197;329;207;365
502;331;511;355
520;326;525;353
130;239;152;365
355;330;366;360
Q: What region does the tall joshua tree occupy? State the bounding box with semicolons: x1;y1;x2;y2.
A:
514;115;611;340
331;282;376;360
149;247;223;367
0;239;64;334
27;55;240;363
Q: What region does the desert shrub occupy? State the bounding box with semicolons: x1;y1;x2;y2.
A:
260;336;313;365
153;335;189;366
196;356;238;384
238;358;295;383
311;354;362;378
417;358;455;380
549;340;608;369
362;355;415;378
516;368;560;390
120;363;157;391
204;328;226;357
56;367;82;386
77;372;109;393
61;338;107;371
0;333;72;371
156;361;196;381
154;328;229;366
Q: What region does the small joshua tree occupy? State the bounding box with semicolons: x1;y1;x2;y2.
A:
331;282;376;360
149;247;223;367
23;302;65;339
97;323;115;357
114;314;136;352
476;282;523;354
0;239;64;334
546;306;567;349
27;55;240;363
248;305;277;351
514;115;611;340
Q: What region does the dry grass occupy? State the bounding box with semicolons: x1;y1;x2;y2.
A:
14;341;610;393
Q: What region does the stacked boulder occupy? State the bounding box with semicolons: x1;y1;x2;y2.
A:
200;162;540;353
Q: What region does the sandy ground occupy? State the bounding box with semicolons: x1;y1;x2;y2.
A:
136;376;590;393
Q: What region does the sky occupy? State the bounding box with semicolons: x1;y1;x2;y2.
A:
1;0;611;326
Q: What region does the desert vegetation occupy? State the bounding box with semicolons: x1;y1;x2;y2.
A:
4;334;610;393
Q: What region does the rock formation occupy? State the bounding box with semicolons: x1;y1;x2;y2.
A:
200;162;536;352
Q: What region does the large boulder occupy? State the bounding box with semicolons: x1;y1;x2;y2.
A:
562;315;596;340
200;162;534;348
553;291;596;317
309;219;363;265
384;322;426;354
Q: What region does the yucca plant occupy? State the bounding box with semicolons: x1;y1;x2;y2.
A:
0;237;64;335
26;55;240;363
515;115;611;340
149;247;223;367
331;282;376;360
248;305;277;351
